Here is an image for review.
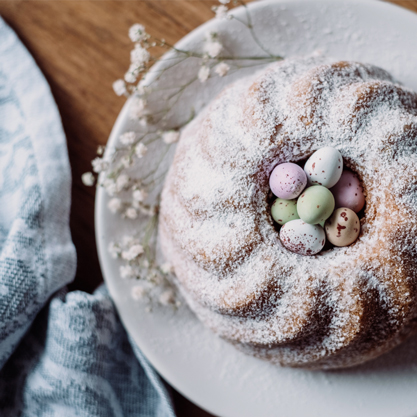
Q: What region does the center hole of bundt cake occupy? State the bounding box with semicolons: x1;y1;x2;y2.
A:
269;147;365;256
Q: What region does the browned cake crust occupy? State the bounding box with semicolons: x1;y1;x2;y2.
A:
159;56;417;369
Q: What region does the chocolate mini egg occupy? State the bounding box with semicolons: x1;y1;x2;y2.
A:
269;163;307;200
271;198;299;225
297;185;335;225
304;147;343;188
280;219;326;256
325;208;360;247
330;170;365;213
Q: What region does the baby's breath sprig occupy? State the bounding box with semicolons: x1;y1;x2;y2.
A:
83;0;285;306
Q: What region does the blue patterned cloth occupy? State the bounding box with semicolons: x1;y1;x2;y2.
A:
0;17;176;417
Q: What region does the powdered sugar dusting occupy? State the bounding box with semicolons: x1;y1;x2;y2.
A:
158;55;417;369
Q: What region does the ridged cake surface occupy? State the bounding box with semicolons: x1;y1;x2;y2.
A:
159;56;417;369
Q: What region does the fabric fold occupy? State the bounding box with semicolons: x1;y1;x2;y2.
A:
0;17;176;417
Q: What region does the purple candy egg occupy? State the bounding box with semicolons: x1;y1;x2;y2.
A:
270;163;307;200
330;170;365;213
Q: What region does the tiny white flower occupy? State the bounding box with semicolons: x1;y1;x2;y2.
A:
133;189;148;202
130;44;150;66
138;117;148;127
212;5;228;19
198;66;210;83
113;79;127;96
108;242;121;258
125;207;138;219
159;289;175;306
120;156;132;168
122;235;140;247
97;145;105;155
124;71;136;84
119;131;136;146
142;259;150;268
81;172;95;186
103;178;117;196
120;265;136;279
139;205;155;216
129;97;148;120
135;84;148;95
204;41;222;58
129;23;147;43
116;174;129;191
122;244;144;261
218;0;230;4
161;263;173;274
131;285;147;300
135;143;148;158
125;63;141;84
107;198;122;214
92;157;109;173
152;273;164;286
162;130;180;144
215;62;230;77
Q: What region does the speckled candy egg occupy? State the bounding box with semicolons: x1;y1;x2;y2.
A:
325;208;360;247
304;147;343;188
330;170;365;213
269;163;307;199
297;185;335;224
271;198;299;225
280;219;326;256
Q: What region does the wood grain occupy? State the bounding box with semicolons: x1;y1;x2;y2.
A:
0;1;415;416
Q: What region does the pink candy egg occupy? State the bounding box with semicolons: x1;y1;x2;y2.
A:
269;163;307;200
330;170;365;213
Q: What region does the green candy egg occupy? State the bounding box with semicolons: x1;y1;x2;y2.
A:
297;186;335;225
271;198;300;225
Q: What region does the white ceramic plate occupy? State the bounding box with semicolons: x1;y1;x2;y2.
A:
96;1;417;416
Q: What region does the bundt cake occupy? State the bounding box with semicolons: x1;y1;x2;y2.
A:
158;55;417;369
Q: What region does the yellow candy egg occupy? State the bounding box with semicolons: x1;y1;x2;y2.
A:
325;208;360;247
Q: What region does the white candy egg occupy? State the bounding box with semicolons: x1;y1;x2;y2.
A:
280;219;326;256
304;147;343;188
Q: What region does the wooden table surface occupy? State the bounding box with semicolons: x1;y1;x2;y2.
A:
0;1;416;416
